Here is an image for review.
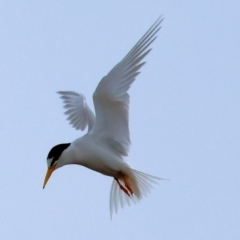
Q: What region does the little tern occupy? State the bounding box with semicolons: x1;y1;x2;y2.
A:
43;16;164;216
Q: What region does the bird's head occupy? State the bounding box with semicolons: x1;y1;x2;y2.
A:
43;143;71;188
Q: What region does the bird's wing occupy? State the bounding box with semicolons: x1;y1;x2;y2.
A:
91;16;163;157
58;91;95;132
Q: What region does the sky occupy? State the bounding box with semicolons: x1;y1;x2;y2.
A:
0;1;239;239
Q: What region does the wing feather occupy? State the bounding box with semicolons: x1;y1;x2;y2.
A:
91;16;163;156
58;91;95;132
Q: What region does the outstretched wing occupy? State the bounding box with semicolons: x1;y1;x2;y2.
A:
58;91;95;132
91;16;163;157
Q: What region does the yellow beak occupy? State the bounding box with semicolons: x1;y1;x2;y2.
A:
43;165;56;189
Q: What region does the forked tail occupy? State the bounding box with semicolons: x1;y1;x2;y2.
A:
110;169;163;217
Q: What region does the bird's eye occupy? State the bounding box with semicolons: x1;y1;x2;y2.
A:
47;157;55;168
51;160;58;168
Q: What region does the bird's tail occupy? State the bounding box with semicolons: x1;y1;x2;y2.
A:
110;169;163;217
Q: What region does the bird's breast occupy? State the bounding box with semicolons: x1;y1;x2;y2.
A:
71;137;126;177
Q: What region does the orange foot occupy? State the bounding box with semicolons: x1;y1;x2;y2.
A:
115;178;131;197
124;181;133;195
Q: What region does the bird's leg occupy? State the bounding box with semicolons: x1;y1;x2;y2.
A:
121;173;133;195
115;178;131;197
124;180;133;195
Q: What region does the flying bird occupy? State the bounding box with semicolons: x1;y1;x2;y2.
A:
43;16;164;217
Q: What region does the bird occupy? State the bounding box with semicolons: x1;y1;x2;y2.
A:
43;16;164;217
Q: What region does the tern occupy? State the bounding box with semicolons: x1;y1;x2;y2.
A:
43;16;164;216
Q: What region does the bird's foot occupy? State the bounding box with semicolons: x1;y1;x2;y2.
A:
115;178;133;197
125;182;133;195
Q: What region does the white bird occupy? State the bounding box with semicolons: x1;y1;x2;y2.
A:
43;16;164;217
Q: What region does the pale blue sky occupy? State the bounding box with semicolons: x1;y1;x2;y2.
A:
0;1;239;239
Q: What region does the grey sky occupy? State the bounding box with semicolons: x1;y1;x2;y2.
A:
0;1;239;239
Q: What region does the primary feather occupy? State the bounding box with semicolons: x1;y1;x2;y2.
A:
91;16;163;157
58;91;95;132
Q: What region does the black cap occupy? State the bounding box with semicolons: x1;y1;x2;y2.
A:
47;143;71;167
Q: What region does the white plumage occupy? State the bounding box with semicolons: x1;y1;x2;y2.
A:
44;16;164;217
